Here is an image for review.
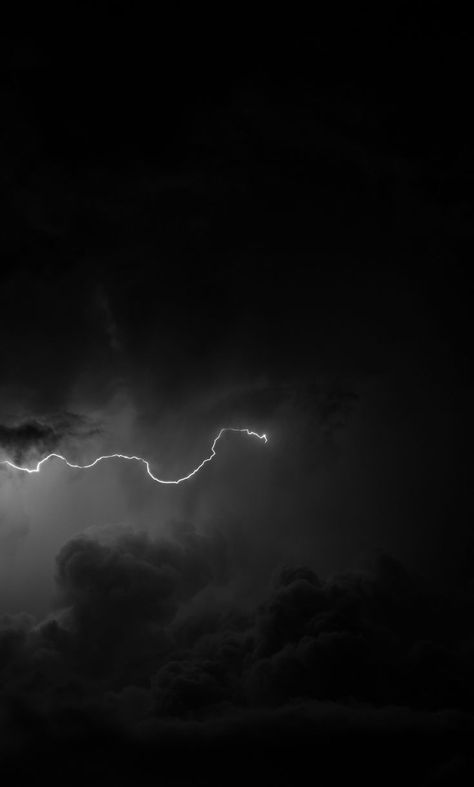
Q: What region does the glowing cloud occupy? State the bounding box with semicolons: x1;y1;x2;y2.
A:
0;427;268;485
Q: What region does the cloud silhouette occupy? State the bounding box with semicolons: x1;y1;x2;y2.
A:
0;413;100;464
1;525;474;786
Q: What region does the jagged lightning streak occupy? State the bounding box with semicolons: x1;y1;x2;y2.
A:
0;427;268;485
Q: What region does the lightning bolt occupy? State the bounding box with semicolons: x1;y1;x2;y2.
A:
0;427;268;485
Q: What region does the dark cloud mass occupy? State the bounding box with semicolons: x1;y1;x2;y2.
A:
1;527;474;784
0;413;99;464
1;12;474;787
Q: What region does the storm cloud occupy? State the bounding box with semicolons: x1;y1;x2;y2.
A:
0;413;100;464
2;14;474;787
1;523;474;784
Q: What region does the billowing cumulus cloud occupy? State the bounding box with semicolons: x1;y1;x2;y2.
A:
2;524;474;784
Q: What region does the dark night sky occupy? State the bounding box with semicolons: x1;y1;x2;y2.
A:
1;14;474;786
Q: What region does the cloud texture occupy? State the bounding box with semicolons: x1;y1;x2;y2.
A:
1;524;474;784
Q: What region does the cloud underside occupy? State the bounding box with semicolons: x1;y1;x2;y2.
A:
0;414;100;464
1;525;474;784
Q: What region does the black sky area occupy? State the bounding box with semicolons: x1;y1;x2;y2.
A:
1;14;474;786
